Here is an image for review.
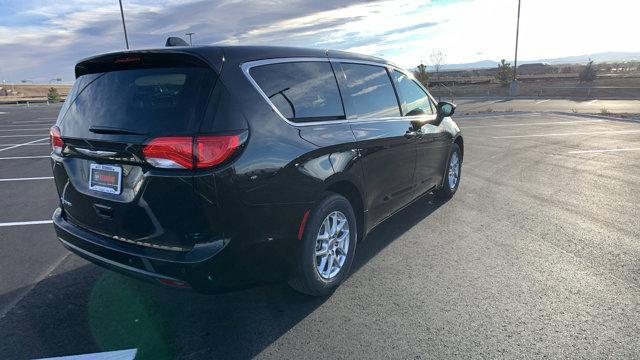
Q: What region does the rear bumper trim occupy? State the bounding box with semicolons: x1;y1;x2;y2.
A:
58;236;184;284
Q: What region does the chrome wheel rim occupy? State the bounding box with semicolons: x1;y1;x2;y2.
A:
448;152;460;190
315;211;350;280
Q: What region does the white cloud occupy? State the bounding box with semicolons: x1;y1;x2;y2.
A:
0;0;638;83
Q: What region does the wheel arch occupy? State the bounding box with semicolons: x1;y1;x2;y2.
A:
453;135;464;161
323;179;366;243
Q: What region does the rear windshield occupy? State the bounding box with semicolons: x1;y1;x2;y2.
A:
60;67;216;136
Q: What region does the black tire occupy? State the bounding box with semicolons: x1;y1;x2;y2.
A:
288;192;357;296
436;143;462;199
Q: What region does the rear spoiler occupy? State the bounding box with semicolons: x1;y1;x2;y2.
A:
74;48;225;78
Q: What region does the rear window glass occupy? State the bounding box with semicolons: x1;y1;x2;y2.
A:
340;63;401;119
60;67;215;135
250;62;345;122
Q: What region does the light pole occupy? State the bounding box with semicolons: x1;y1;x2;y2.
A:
509;0;521;96
119;0;130;49
185;32;195;46
513;0;521;81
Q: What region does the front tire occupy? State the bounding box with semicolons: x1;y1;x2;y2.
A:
436;142;462;198
289;193;357;296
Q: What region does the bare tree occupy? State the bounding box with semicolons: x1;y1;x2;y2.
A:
430;50;446;83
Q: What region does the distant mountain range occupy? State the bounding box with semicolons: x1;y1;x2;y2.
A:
428;52;640;71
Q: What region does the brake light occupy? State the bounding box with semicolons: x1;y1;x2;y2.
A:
195;135;240;168
142;134;242;169
142;137;193;169
50;126;64;155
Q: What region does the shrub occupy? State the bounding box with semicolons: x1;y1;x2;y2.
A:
47;87;60;102
495;59;514;87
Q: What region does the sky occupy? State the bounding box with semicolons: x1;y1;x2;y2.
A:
0;0;638;83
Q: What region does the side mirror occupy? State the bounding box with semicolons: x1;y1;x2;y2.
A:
435;101;456;125
437;101;456;118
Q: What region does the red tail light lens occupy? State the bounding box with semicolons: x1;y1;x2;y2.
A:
142;134;242;169
195;135;240;168
142;137;193;169
50;126;64;155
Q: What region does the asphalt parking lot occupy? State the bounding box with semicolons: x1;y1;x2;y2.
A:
1;103;640;359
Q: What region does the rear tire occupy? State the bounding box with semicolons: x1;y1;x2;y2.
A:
436;143;462;199
289;193;357;296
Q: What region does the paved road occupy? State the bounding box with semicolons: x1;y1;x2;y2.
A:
1;105;639;359
452;97;640;115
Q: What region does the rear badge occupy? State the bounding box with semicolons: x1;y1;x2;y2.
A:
89;163;122;194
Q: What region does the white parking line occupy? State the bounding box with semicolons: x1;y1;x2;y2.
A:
0;155;50;160
0;123;53;128
493;129;640;139
0;220;53;227
38;349;138;360
535;99;551;104
0;128;49;132
462;119;603;129
0;134;47;138
37;117;57;120
0;137;48;152
588;99;599;105
11;120;55;124
0;143;49;146
0;176;53;182
568;148;640;154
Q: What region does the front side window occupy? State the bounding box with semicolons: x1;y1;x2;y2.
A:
392;70;434;116
340;63;401;119
250;61;345;122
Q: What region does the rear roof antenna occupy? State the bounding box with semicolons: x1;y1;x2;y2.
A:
165;37;189;47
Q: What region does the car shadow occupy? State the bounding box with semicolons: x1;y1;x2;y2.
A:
0;193;448;360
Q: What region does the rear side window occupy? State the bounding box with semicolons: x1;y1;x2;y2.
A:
249;62;345;122
60;67;215;136
340;63;401;119
392;70;434;115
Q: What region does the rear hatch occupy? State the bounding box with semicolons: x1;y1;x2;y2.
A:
52;51;230;251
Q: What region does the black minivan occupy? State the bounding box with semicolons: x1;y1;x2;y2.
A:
51;45;463;296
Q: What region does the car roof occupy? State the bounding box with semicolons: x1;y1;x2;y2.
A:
75;45;395;78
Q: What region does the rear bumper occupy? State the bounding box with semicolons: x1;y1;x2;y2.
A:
52;207;252;293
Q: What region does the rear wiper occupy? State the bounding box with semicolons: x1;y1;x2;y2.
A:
89;126;148;135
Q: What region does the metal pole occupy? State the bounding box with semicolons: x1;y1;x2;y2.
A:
185;32;194;46
119;0;130;49
513;0;521;81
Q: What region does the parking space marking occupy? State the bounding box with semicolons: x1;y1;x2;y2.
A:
568;147;640;154
36;117;57;120
588;99;599;105
0;123;54;128
462;119;603;129
16;120;56;123
535;99;551;104
0;134;48;138
0;155;50;160
0;143;49;146
493;129;640;139
0;176;53;182
0;128;49;132
0;137;48;152
0;220;53;227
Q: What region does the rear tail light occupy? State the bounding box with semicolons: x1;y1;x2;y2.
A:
49;126;64;155
142;136;193;169
142;134;242;169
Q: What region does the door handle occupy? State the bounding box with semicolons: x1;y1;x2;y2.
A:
404;131;417;139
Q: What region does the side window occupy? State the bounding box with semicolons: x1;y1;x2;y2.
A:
392;70;434;115
340;63;401;119
249;61;345;122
